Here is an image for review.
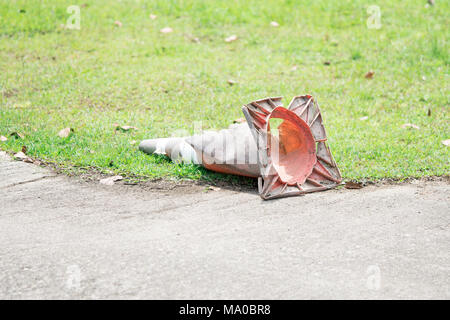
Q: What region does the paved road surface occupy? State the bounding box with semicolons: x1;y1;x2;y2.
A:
0;151;449;299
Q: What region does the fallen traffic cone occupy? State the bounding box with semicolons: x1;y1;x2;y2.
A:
242;95;342;199
139;94;342;200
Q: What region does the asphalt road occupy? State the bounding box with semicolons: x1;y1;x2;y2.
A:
1;151;449;299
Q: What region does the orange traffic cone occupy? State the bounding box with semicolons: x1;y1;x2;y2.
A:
140;95;342;200
242;95;342;199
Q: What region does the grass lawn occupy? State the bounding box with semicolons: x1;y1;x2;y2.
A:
0;0;448;183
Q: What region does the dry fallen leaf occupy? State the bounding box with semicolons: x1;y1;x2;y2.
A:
114;20;122;27
401;123;420;130
345;181;363;189
184;34;200;43
160;27;173;33
117;125;138;131
58;127;73;138
0;135;7;142
442;139;450;147
227;79;237;85
359;116;369;121
13;151;27;159
233;118;246;124
10;132;24;139
270;21;279;27
21;145;27;154
427;108;431;116
149;14;157;20
323;61;331;66
365;71;375;79
13;151;31;162
99;175;123;186
225;35;238;42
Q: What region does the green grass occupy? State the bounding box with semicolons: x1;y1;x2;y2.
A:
0;0;449;182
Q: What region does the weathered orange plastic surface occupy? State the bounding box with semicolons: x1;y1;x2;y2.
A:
242;95;342;199
267;107;316;185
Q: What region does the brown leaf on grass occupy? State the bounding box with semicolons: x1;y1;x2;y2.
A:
13;151;32;162
365;71;375;79
345;181;363;189
323;61;331;66
117;125;138;131
113;123;138;132
184;34;200;43
442;139;450;147
114;20;122;27
58;127;73;138
10;132;24;139
270;21;279;27
160;27;173;33
427;108;431;116
233;118;246;124
401;123;420;130
15;147;33;163
227;79;237;85
225;35;238;42
99;175;123;186
0;135;7;142
13;151;27;160
149;14;157;20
